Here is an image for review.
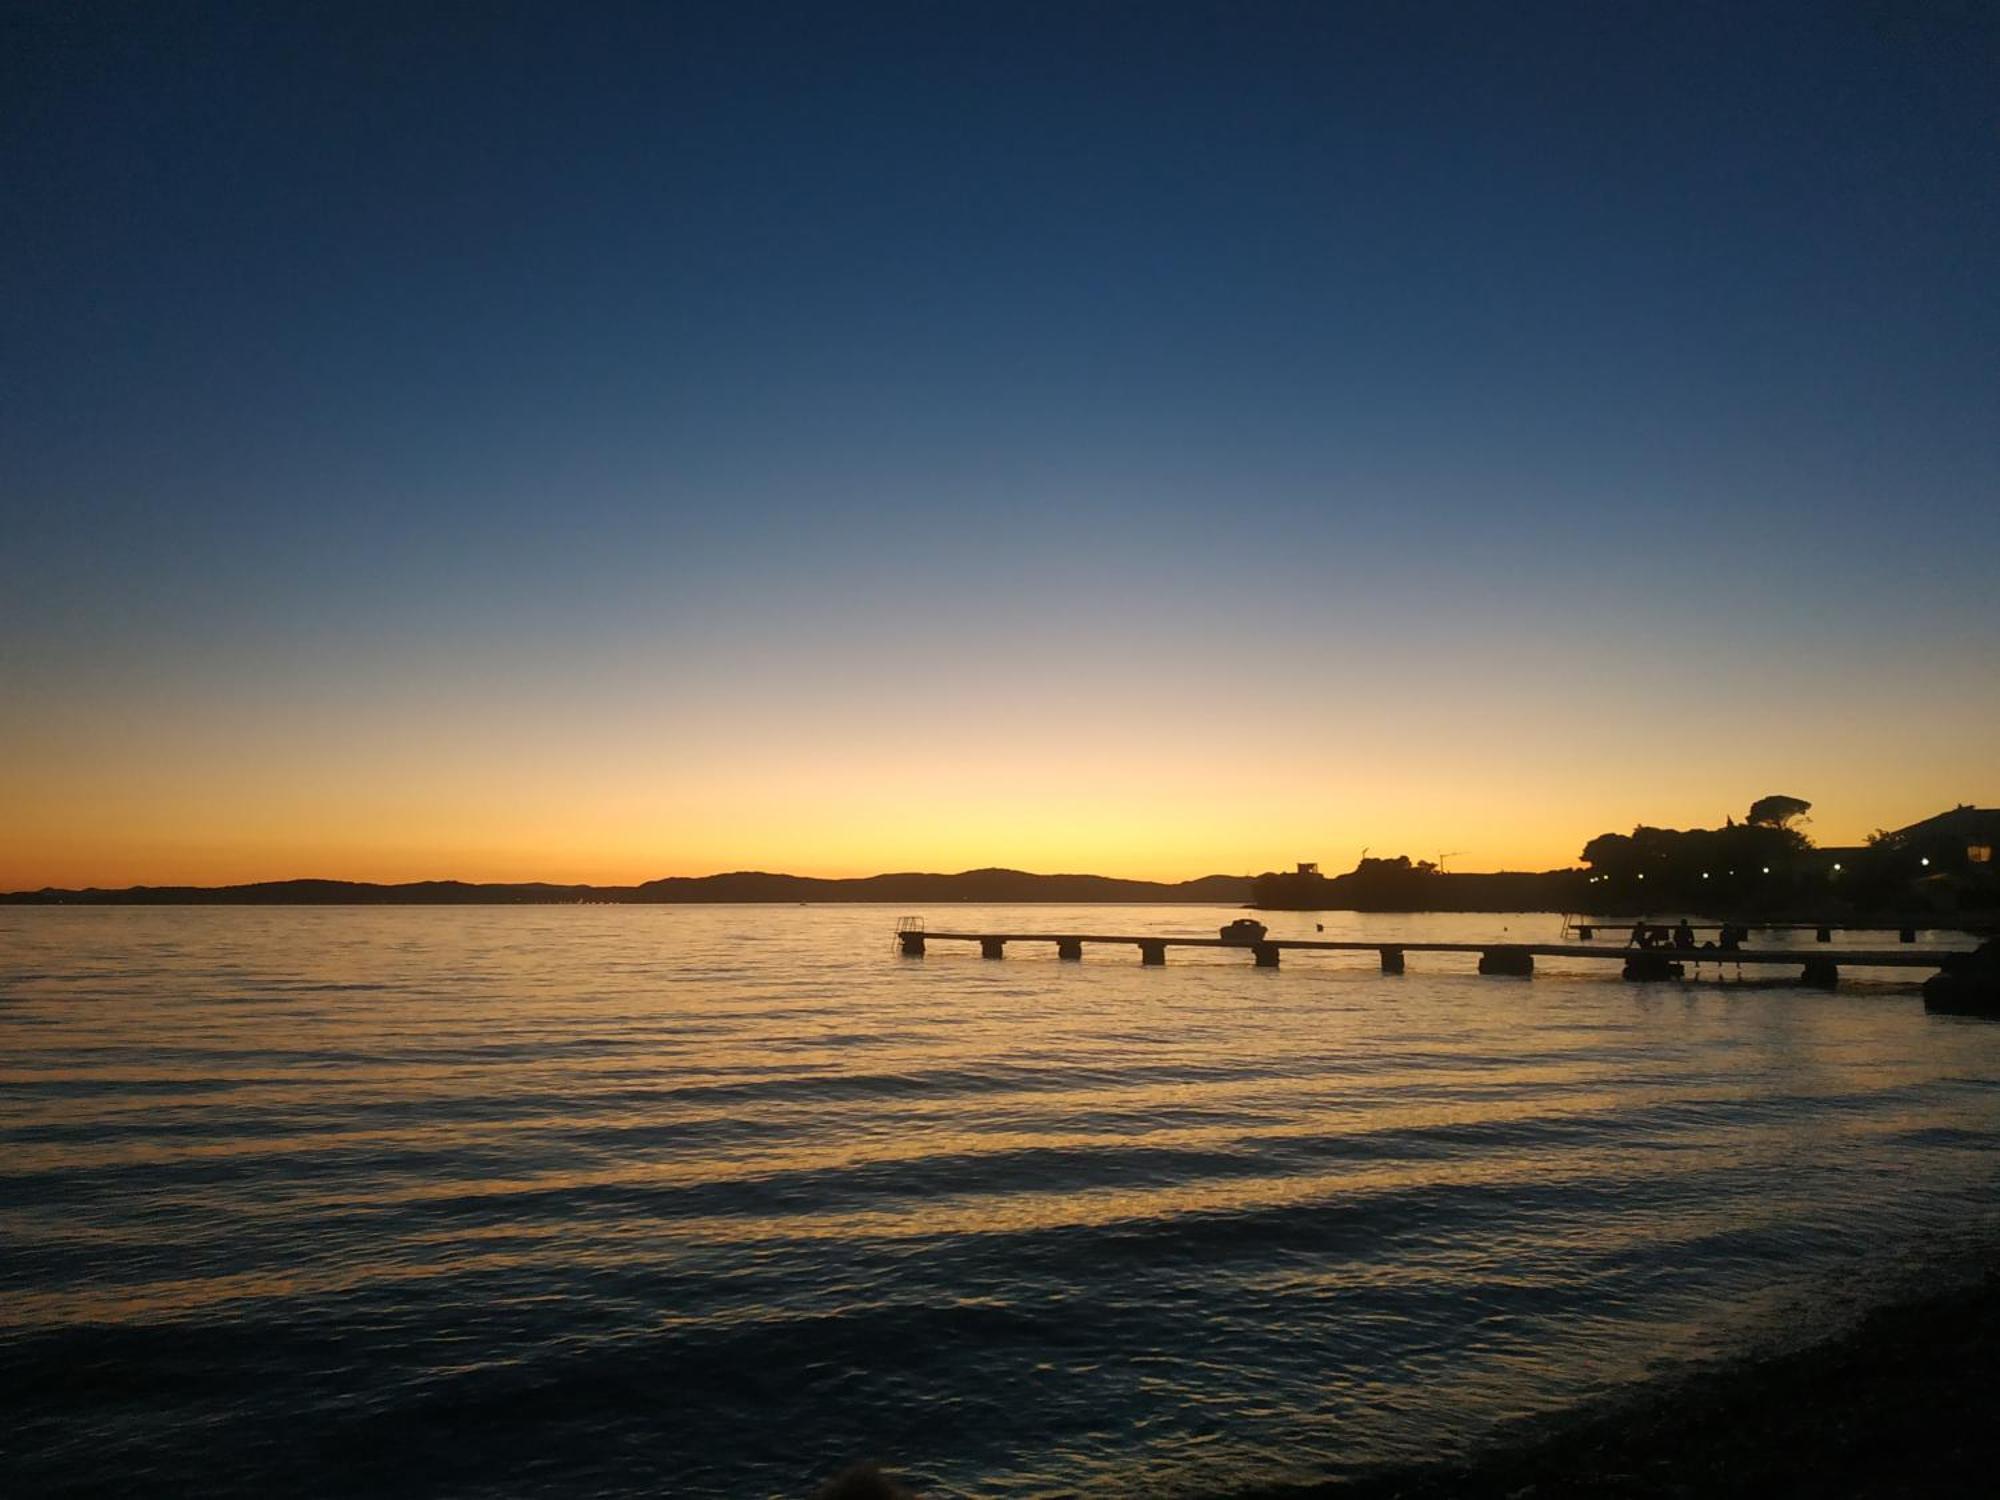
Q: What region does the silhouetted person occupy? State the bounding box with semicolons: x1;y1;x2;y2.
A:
1719;923;1742;952
1628;917;1650;949
1674;918;1695;950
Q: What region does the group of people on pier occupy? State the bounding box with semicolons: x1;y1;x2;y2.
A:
1628;918;1748;952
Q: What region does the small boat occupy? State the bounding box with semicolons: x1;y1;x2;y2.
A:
1219;918;1269;946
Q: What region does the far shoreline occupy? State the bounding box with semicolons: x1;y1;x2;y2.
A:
3;878;1986;936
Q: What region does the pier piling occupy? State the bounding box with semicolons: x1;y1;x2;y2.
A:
980;937;1005;960
1623;952;1683;981
1379;946;1405;974
1139;940;1167;966
1057;937;1084;961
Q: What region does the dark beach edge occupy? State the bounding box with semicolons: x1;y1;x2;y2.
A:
1235;1259;2000;1500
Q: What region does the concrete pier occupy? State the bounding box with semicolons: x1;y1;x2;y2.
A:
1565;918;1957;944
894;926;1971;989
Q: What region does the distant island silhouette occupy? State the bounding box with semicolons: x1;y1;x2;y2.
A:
0;869;1257;906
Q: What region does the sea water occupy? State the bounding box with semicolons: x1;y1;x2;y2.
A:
3;905;1997;1497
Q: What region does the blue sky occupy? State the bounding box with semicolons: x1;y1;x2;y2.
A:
4;2;1996;884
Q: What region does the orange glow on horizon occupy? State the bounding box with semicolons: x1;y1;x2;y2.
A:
8;625;1994;891
7;752;1992;891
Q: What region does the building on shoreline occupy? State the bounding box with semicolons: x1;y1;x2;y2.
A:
1868;805;1999;874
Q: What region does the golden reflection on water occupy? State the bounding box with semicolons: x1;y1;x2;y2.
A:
4;904;1998;1493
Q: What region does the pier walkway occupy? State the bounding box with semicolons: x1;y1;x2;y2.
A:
1561;917;1959;943
894;925;1967;988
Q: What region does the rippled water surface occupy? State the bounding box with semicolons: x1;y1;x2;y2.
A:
4;905;1998;1497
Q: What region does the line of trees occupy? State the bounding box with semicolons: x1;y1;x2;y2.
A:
1254;795;1996;916
1579;796;1816;910
1253;855;1583;912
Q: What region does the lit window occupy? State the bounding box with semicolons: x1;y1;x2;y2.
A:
1971;844;1992;864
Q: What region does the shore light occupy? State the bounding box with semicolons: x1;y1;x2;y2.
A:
1701;872;1709;879
1921;857;1931;867
1833;863;1842;872
1762;866;1770;874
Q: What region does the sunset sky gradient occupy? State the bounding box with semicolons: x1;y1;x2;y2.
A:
5;2;1996;889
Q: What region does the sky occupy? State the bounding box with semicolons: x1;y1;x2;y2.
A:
4;1;1997;888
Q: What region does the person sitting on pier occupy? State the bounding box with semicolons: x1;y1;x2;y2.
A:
1628;917;1651;949
1673;918;1695;950
1719;923;1743;952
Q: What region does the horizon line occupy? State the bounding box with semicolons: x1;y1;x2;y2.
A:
1;861;1588;900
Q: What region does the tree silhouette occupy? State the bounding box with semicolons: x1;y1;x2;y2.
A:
1746;795;1812;829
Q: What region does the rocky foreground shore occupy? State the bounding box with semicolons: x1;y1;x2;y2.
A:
1262;1262;2000;1500
821;1265;2000;1500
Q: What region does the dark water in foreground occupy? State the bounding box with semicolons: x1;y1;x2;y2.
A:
3;905;1997;1498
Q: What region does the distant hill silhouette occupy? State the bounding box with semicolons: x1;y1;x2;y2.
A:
0;869;1256;905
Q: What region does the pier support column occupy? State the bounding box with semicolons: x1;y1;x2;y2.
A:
1622;953;1683;981
1801;957;1839;990
980;937;1006;960
1057;937;1084;961
899;934;925;957
1576;925;1594;940
1478;946;1534;977
1139;940;1167;966
1253;942;1280;968
1899;927;1917;943
1379;946;1405;975
1816;926;1832;943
